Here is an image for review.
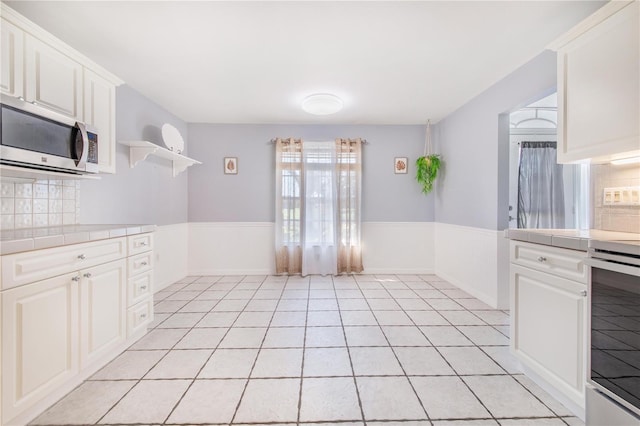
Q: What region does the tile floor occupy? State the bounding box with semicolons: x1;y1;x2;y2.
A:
32;274;583;425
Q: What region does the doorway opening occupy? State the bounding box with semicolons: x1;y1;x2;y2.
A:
508;93;589;229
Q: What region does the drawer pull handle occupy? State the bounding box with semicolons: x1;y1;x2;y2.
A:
84;273;92;278
78;254;86;260
140;313;147;319
140;261;148;266
581;290;587;297
140;285;147;290
71;276;80;282
140;242;147;246
537;256;547;263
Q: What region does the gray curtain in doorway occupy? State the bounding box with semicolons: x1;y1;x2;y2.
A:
517;141;565;229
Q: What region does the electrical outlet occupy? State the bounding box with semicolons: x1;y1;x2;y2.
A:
603;187;640;206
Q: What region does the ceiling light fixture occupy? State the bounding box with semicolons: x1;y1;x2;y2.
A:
611;156;640;165
302;93;343;115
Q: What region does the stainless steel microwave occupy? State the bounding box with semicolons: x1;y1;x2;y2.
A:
0;95;99;174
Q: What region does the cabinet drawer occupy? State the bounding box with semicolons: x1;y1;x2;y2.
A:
2;237;127;290
127;298;153;338
510;241;587;284
127;233;153;256
128;271;153;307
127;252;152;278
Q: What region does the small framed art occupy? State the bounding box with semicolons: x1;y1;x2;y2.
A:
394;157;408;174
224;157;238;174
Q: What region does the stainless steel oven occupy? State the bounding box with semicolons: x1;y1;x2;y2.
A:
587;239;640;426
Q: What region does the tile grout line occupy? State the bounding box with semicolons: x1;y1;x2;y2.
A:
295;275;312;426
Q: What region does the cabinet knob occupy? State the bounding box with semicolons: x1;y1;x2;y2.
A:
140;285;147;290
84;273;92;278
140;242;147;246
537;256;547;263
140;261;148;266
71;276;80;282
77;254;86;260
140;313;147;319
581;290;588;297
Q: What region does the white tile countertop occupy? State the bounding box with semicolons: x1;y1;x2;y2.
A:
0;224;157;255
505;228;640;251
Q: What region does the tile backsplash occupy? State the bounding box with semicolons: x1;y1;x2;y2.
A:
592;163;640;234
0;180;80;230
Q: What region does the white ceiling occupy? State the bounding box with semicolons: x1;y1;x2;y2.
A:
6;1;603;125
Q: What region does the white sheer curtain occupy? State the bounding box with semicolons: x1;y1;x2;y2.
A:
517;141;565;228
275;138;363;276
301;141;338;276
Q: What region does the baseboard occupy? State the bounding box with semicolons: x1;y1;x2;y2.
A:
363;268;436;275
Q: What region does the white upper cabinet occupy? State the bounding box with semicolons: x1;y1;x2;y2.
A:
24;34;83;120
84;69;117;173
1;4;123;175
552;1;639;163
1;18;24;98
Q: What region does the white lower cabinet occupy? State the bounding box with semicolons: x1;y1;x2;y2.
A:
0;233;154;426
1;272;79;423
79;259;126;368
510;240;588;416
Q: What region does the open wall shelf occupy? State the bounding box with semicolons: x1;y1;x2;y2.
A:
118;140;201;177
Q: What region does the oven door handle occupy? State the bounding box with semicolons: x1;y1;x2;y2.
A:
585;258;640;277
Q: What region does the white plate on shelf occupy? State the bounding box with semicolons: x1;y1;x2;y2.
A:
161;123;184;153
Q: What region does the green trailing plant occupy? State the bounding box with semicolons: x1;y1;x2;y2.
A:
415;154;441;194
415;120;441;194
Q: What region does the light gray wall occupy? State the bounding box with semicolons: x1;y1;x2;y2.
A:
79;85;189;225
433;50;557;230
187;124;434;222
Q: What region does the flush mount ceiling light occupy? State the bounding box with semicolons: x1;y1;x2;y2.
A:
302;93;343;115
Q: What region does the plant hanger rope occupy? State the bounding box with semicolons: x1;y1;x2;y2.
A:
415;119;441;195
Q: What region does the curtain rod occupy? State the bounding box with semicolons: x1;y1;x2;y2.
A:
269;138;369;144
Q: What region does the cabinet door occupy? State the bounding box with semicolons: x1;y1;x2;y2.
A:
557;1;639;163
1;18;24;97
1;272;79;422
84;68;116;173
79;259;126;368
24;34;82;120
511;264;587;407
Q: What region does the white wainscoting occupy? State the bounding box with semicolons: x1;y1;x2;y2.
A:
188;222;276;275
361;222;435;275
154;223;189;292
185;221;436;276
434;222;509;309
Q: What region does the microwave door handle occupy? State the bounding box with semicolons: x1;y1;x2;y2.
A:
74;122;89;168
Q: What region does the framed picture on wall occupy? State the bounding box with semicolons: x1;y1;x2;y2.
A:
394;157;408;174
224;157;238;174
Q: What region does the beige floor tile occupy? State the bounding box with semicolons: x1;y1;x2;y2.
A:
251;348;303;378
212;299;249;311
155;312;205;328
367;299;401;310
344;326;388;346
166;379;245;424
263;327;305;348
100;380;190;424
129;329;188;350
277;298;309;311
513;374;573;416
463;375;554;418
388;289;420;299
374;310;413;326
357;376;427;421
174;327;227;349
300;377;362;421
424;298;465;310
471;310;510;325
397;299;432;310
91;350;166;380
307;310;342;326
31;380;135;425
341;310;378;326
335;289;364;298
198;348;259;378
282;289;309;299
153;300;187;313
338;298;371;310
234;378;300;423
499;419;566;425
350;346;403;376
218;327;267;348
406;310;449;326
245;298;279;311
195;311;239;327
234;311;273;327
253;289;282;299
144;349;212;379
394;347;454;375
309;289;335;298
382;326;430;346
147;312;170;328
437;347;505;375
458;326;510;346
308;298;340;310
271;311;307;326
439;311;485;326
410;376;490;419
431;421;498;425
482;346;522;374
306;326;347;347
178;299;218;312
304;347;353;377
420;326;473;346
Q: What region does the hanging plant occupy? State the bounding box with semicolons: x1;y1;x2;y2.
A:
415;120;442;194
